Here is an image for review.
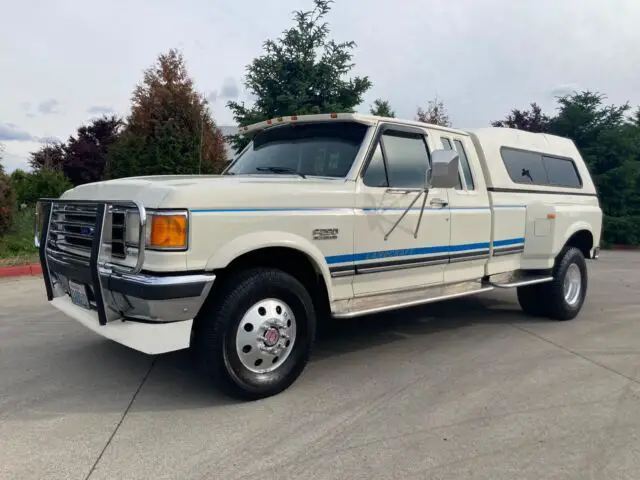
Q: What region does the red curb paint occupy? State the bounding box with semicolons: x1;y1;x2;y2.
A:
0;263;42;278
610;244;640;251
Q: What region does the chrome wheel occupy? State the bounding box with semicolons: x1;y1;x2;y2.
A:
563;263;582;306
235;298;297;374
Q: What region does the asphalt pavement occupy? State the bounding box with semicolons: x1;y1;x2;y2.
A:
1;251;639;480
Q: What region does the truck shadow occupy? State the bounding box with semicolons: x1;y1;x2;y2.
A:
5;291;553;418
311;290;546;361
116;290;548;409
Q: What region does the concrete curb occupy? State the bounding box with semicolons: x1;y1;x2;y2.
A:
0;263;42;278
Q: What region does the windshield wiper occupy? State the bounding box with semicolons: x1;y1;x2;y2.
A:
255;166;306;179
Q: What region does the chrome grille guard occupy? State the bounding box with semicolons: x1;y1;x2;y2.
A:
35;199;147;326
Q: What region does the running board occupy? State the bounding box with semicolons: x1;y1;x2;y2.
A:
487;271;553;289
331;281;494;319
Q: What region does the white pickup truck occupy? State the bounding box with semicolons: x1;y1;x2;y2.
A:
35;113;602;399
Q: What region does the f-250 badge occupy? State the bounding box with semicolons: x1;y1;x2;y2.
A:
312;228;339;241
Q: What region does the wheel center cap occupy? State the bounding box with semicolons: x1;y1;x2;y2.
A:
263;327;280;347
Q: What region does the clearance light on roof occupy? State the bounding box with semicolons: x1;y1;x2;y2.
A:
330;112;338;119
291;115;298;120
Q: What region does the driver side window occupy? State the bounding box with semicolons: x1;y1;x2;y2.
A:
363;131;430;188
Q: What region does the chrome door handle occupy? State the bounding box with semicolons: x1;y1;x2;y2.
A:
430;198;448;207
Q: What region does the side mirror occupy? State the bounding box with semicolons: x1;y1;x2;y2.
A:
427;149;460;189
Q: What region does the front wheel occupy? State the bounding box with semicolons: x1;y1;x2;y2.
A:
194;268;316;400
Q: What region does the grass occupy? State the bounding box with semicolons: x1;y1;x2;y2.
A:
0;208;39;265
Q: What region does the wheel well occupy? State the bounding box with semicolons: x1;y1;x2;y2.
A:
566;230;593;258
212;247;331;316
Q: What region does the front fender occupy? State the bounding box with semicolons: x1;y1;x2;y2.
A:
204;230;334;289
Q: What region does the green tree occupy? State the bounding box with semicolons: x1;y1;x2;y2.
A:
416;97;451;127
107;49;227;178
548;92;640;234
547;91;630;164
369;98;395;117
494;90;640;246
10;169;72;206
0;144;12;234
227;0;373;152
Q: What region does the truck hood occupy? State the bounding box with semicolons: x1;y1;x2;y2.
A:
61;174;355;209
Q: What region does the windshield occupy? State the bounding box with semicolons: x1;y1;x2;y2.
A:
226;121;369;178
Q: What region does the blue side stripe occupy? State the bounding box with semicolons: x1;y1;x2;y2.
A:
493;238;526;247
325;237;525;265
191;205;526;214
191;207;347;213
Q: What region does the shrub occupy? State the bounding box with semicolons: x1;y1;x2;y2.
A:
0;208;37;260
0;172;14;235
10;169;73;207
602;215;640;247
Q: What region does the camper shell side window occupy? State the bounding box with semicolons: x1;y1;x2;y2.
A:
500;146;583;189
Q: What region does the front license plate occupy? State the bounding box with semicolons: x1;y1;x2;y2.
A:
68;280;91;310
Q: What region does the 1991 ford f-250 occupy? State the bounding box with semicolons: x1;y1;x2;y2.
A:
35;113;602;399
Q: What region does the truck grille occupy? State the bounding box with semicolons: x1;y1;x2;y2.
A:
49;203;99;257
48;202;131;260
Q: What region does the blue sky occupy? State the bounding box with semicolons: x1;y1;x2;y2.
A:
2;0;639;172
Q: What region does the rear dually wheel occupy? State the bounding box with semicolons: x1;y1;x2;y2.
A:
517;246;588;321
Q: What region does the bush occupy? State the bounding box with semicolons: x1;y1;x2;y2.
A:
0;207;37;260
10;169;73;207
602;215;640;247
0;172;14;235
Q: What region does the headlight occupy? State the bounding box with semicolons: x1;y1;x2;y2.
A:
124;210;188;251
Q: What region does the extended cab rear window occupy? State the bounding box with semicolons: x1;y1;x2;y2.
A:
227;121;369;178
500;147;582;189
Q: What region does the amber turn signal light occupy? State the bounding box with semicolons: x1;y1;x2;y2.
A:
149;214;188;249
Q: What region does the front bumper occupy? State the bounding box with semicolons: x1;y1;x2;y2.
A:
37;199;215;354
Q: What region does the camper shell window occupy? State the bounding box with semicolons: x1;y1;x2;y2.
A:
500;147;582;189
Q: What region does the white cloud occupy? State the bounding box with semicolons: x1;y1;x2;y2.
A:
87;106;115;115
37;99;61;115
0;123;33;142
1;0;639;170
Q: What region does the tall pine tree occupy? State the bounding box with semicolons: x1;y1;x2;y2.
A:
107;49;227;178
227;0;372;152
369;99;395;117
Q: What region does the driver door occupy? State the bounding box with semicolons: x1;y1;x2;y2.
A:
353;124;451;297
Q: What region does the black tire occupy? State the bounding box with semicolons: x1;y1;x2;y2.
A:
517;284;549;317
194;267;316;400
542;246;588;321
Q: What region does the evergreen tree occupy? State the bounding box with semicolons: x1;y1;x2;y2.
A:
227;0;373;152
107;49;227;178
369;98;395;117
